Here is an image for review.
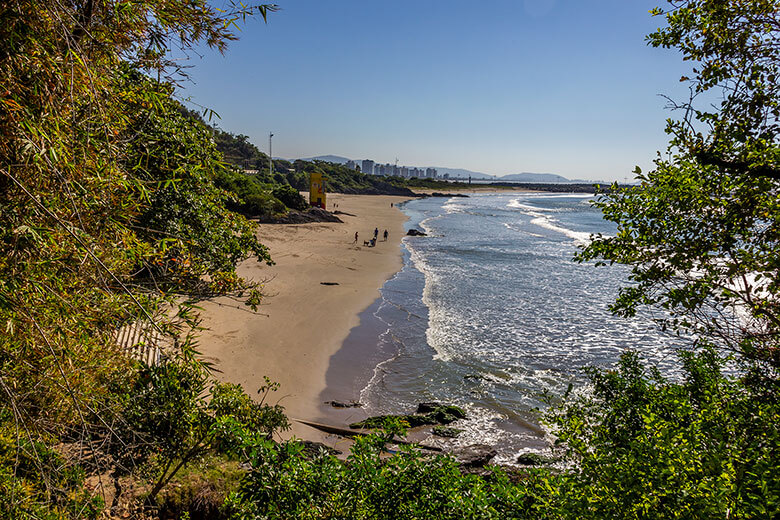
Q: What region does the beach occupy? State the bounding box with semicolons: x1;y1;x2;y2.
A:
197;194;411;443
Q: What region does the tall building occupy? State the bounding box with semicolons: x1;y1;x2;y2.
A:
346;160;358;170
425;167;437;179
361;159;375;175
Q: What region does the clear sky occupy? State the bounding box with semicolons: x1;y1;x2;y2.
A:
178;0;690;182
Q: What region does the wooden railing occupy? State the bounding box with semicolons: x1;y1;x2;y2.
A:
115;320;170;366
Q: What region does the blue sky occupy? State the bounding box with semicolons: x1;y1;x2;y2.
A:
179;1;690;182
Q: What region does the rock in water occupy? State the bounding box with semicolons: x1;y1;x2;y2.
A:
406;229;427;236
416;402;443;414
432;426;463;438
349;404;467;429
451;444;497;468
516;452;558;466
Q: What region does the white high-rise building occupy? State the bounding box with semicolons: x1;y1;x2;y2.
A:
361;160;375;175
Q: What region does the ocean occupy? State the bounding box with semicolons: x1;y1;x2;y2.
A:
338;192;685;464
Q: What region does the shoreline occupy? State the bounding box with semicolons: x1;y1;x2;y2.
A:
196;194;411;444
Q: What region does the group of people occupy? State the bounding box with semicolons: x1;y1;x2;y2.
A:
354;227;389;247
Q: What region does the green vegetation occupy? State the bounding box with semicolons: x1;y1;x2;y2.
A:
0;0;283;517
1;0;779;518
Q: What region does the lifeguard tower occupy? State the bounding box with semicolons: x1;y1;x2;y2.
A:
309;172;327;209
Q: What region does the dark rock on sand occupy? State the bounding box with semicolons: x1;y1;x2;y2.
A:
432;426;463;438
350;414;436;429
516;452;559;466
295;440;342;459
324;400;362;408
452;444;497;468
265;207;343;224
406;229;427;236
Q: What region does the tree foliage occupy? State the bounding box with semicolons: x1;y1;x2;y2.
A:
564;1;780;517
578;0;780;377
0;0;279;517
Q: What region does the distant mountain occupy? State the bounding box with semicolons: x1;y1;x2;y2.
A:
298;155;351;164
498;172;571;183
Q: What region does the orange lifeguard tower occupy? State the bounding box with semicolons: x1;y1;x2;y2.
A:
309;172;327;209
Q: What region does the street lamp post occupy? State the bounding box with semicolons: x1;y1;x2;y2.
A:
269;132;274;178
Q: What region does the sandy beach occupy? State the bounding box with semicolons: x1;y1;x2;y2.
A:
197;194;411;442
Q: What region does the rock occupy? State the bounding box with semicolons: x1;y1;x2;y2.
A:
431;192;468;198
406;229;427;236
324;400;362;408
266;207;344;224
432;426;463;438
296;440;342;459
439;405;467;419
320;282;340;286
349;404;467;430
435;412;458;425
451;444;497;468
350;414;437;429
415;402;443;414
516;452;558;466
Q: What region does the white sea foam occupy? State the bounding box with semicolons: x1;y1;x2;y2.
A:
530;216;592;244
503;222;544;238
404;224;453;362
358;338;403;411
442;197;467;214
507;198;556;213
534;193;594;199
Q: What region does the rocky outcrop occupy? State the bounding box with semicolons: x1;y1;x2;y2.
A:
406;229;427;236
431;426;463;438
451;444;497;468
349;403;466;430
295;440;342;459
515;452;559;466
265;207;343;224
418;192;469;198
324;400;362;408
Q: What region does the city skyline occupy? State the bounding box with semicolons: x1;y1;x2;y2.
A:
180;1;690;182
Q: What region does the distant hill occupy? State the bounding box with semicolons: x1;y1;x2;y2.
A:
298;155;351;164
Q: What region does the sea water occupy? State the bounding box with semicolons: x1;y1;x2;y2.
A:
357;192;686;463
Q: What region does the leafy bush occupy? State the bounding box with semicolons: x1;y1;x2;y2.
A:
547;349;780;519
225;434;554;520
120;347;289;502
272;184;308;211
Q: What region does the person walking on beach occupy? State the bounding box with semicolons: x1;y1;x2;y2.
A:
373;227;379;239
354;231;358;244
383;229;388;241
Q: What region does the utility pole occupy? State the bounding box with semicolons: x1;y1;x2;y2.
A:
269;132;274;178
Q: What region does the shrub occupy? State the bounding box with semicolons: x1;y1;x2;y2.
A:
272;184;308;211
